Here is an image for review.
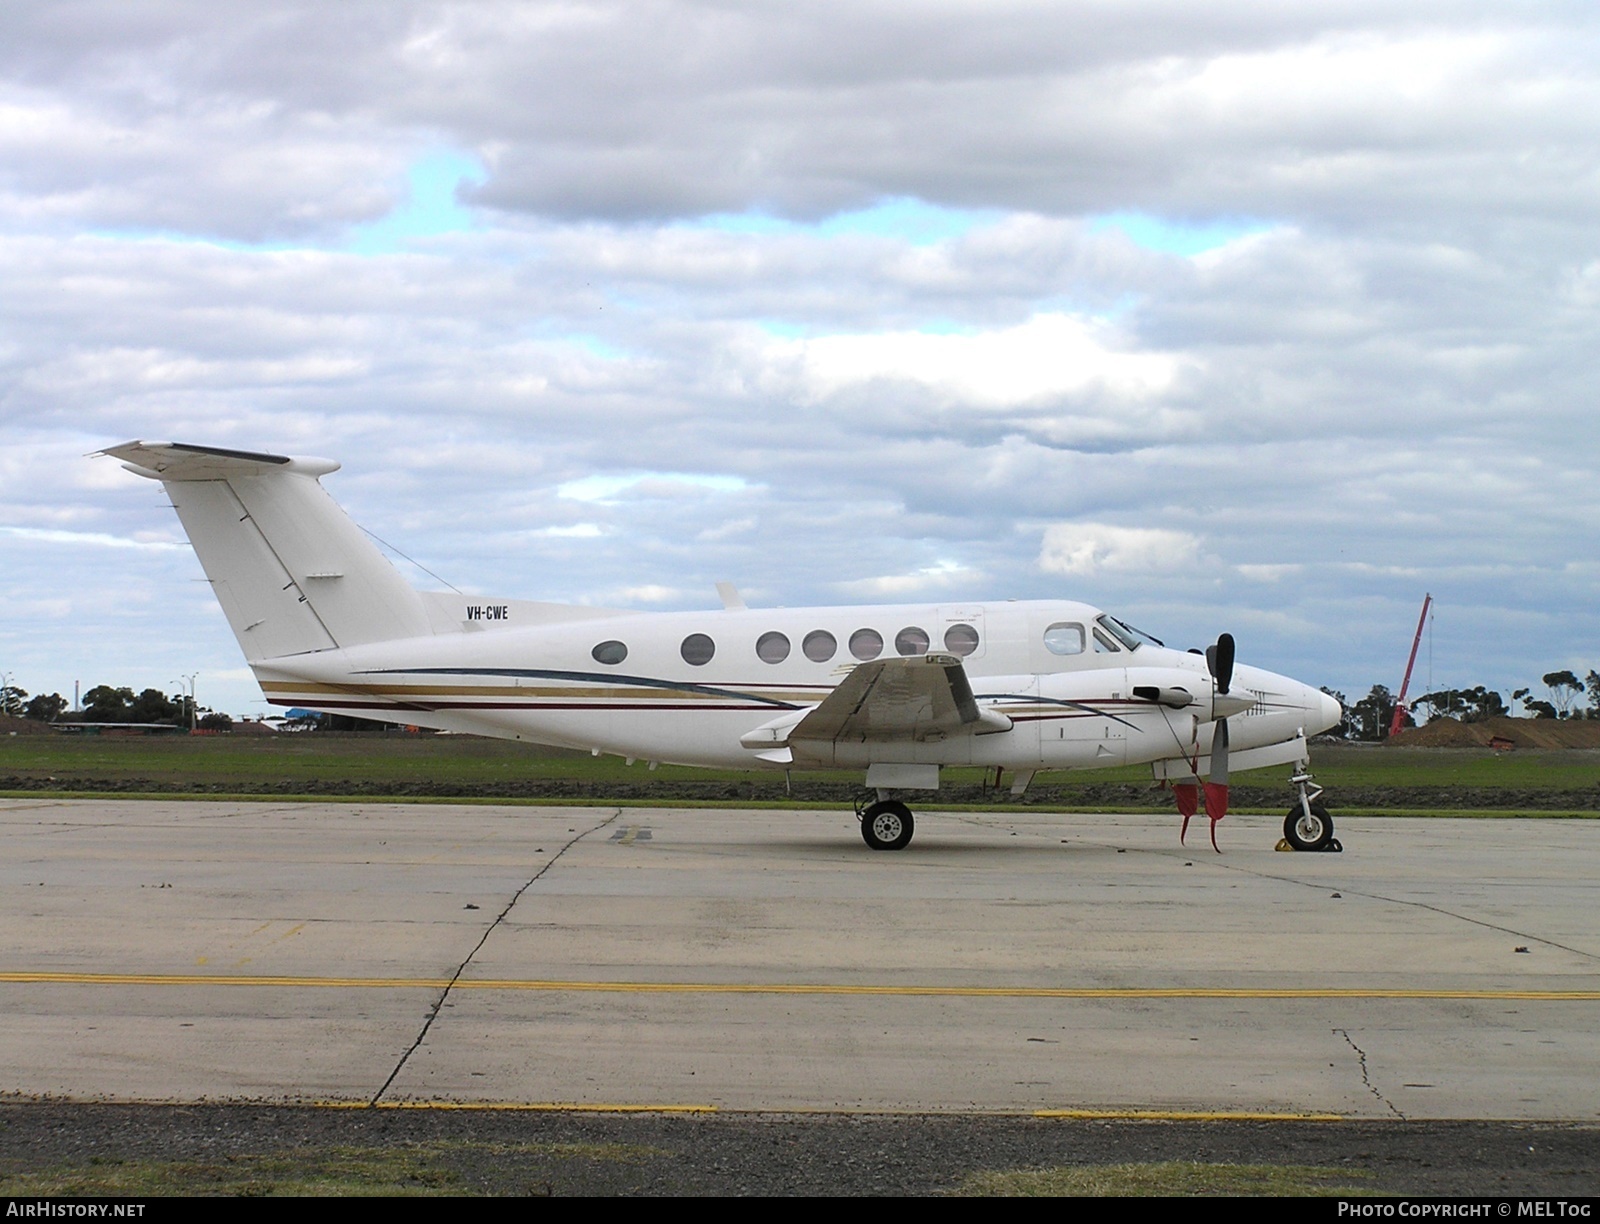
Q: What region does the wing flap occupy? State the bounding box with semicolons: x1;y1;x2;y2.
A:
741;655;1011;750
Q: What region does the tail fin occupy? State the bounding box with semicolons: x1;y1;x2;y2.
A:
103;441;432;661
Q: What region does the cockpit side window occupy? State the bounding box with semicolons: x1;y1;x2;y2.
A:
1092;627;1120;653
1043;623;1085;656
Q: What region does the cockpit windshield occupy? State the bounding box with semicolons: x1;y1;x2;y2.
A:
1095;614;1163;651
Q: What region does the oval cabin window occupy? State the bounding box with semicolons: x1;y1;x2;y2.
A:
943;623;979;656
850;628;884;661
680;633;716;666
591;640;628;665
756;631;791;664
803;630;837;662
895;626;930;656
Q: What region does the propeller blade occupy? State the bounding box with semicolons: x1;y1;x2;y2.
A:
1209;632;1235;695
1174;781;1199;845
1210;716;1229;786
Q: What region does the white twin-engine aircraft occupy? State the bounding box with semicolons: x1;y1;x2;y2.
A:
104;441;1344;853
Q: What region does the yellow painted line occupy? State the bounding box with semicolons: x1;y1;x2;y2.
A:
1035;1109;1344;1122
3;972;1598;1001
315;1100;717;1114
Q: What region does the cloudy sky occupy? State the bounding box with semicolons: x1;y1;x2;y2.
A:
2;1;1597;720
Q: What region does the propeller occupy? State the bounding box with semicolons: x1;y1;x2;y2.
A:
1178;632;1236;852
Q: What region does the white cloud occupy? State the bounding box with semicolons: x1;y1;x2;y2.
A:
838;560;979;598
1236;564;1303;583
1039;524;1204;577
0;526;186;551
765;313;1183;409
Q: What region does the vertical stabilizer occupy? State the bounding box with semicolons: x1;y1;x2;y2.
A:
102;441;432;661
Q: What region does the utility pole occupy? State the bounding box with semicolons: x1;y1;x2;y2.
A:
173;673;198;731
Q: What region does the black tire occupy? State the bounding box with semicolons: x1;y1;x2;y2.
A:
1284;801;1334;851
861;800;915;851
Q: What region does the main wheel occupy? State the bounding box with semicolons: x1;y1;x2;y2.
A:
1284;801;1334;851
861;800;915;851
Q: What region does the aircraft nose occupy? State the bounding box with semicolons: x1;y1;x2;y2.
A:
1315;688;1343;735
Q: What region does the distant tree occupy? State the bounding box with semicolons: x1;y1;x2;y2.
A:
82;685;135;722
0;684;25;718
1350;685;1400;741
1457;686;1507;722
197;711;232;731
130;688;179;724
1415;686;1505;724
1524;699;1558;720
1587;671;1600;720
1544;671;1583;719
23;693;67;723
81;685;180;724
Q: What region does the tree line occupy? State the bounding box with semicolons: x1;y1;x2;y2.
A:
1325;670;1600;741
0;684;232;731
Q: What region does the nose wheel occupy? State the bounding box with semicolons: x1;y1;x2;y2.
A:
860;799;915;851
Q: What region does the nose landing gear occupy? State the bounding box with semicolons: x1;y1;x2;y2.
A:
1280;769;1341;852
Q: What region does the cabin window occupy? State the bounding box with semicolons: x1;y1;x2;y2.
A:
756;631;791;664
850;628;884;661
1043;622;1085;656
680;633;716;666
943;623;979;657
1093;627;1120;653
895;626;930;656
591;640;628;665
803;630;836;662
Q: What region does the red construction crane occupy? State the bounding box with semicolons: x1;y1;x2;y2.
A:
1389;593;1433;739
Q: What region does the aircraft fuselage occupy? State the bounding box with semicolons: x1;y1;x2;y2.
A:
255;598;1339;776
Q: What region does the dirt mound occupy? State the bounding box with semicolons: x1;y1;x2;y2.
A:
0;715;52;736
1390;715;1600;750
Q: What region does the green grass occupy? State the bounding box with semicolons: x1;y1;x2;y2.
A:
3;734;1598;800
955;1160;1374;1197
0;1140;660;1197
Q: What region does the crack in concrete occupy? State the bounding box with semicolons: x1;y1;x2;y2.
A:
1335;1027;1405;1119
370;808;622;1105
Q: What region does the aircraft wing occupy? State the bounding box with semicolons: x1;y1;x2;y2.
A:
741;654;1012;755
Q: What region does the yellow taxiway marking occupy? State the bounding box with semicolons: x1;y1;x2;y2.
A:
316;1100;718;1114
1034;1109;1344;1121
305;1102;1339;1121
3;972;1597;1001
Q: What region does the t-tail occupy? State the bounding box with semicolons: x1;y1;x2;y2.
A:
101;441;434;661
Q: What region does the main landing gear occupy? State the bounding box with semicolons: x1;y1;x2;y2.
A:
857;795;915;851
1281;768;1341;852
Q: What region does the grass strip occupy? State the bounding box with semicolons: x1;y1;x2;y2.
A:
955;1160;1374;1197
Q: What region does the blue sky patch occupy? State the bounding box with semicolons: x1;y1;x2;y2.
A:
346;151;488;254
1091;212;1271;256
